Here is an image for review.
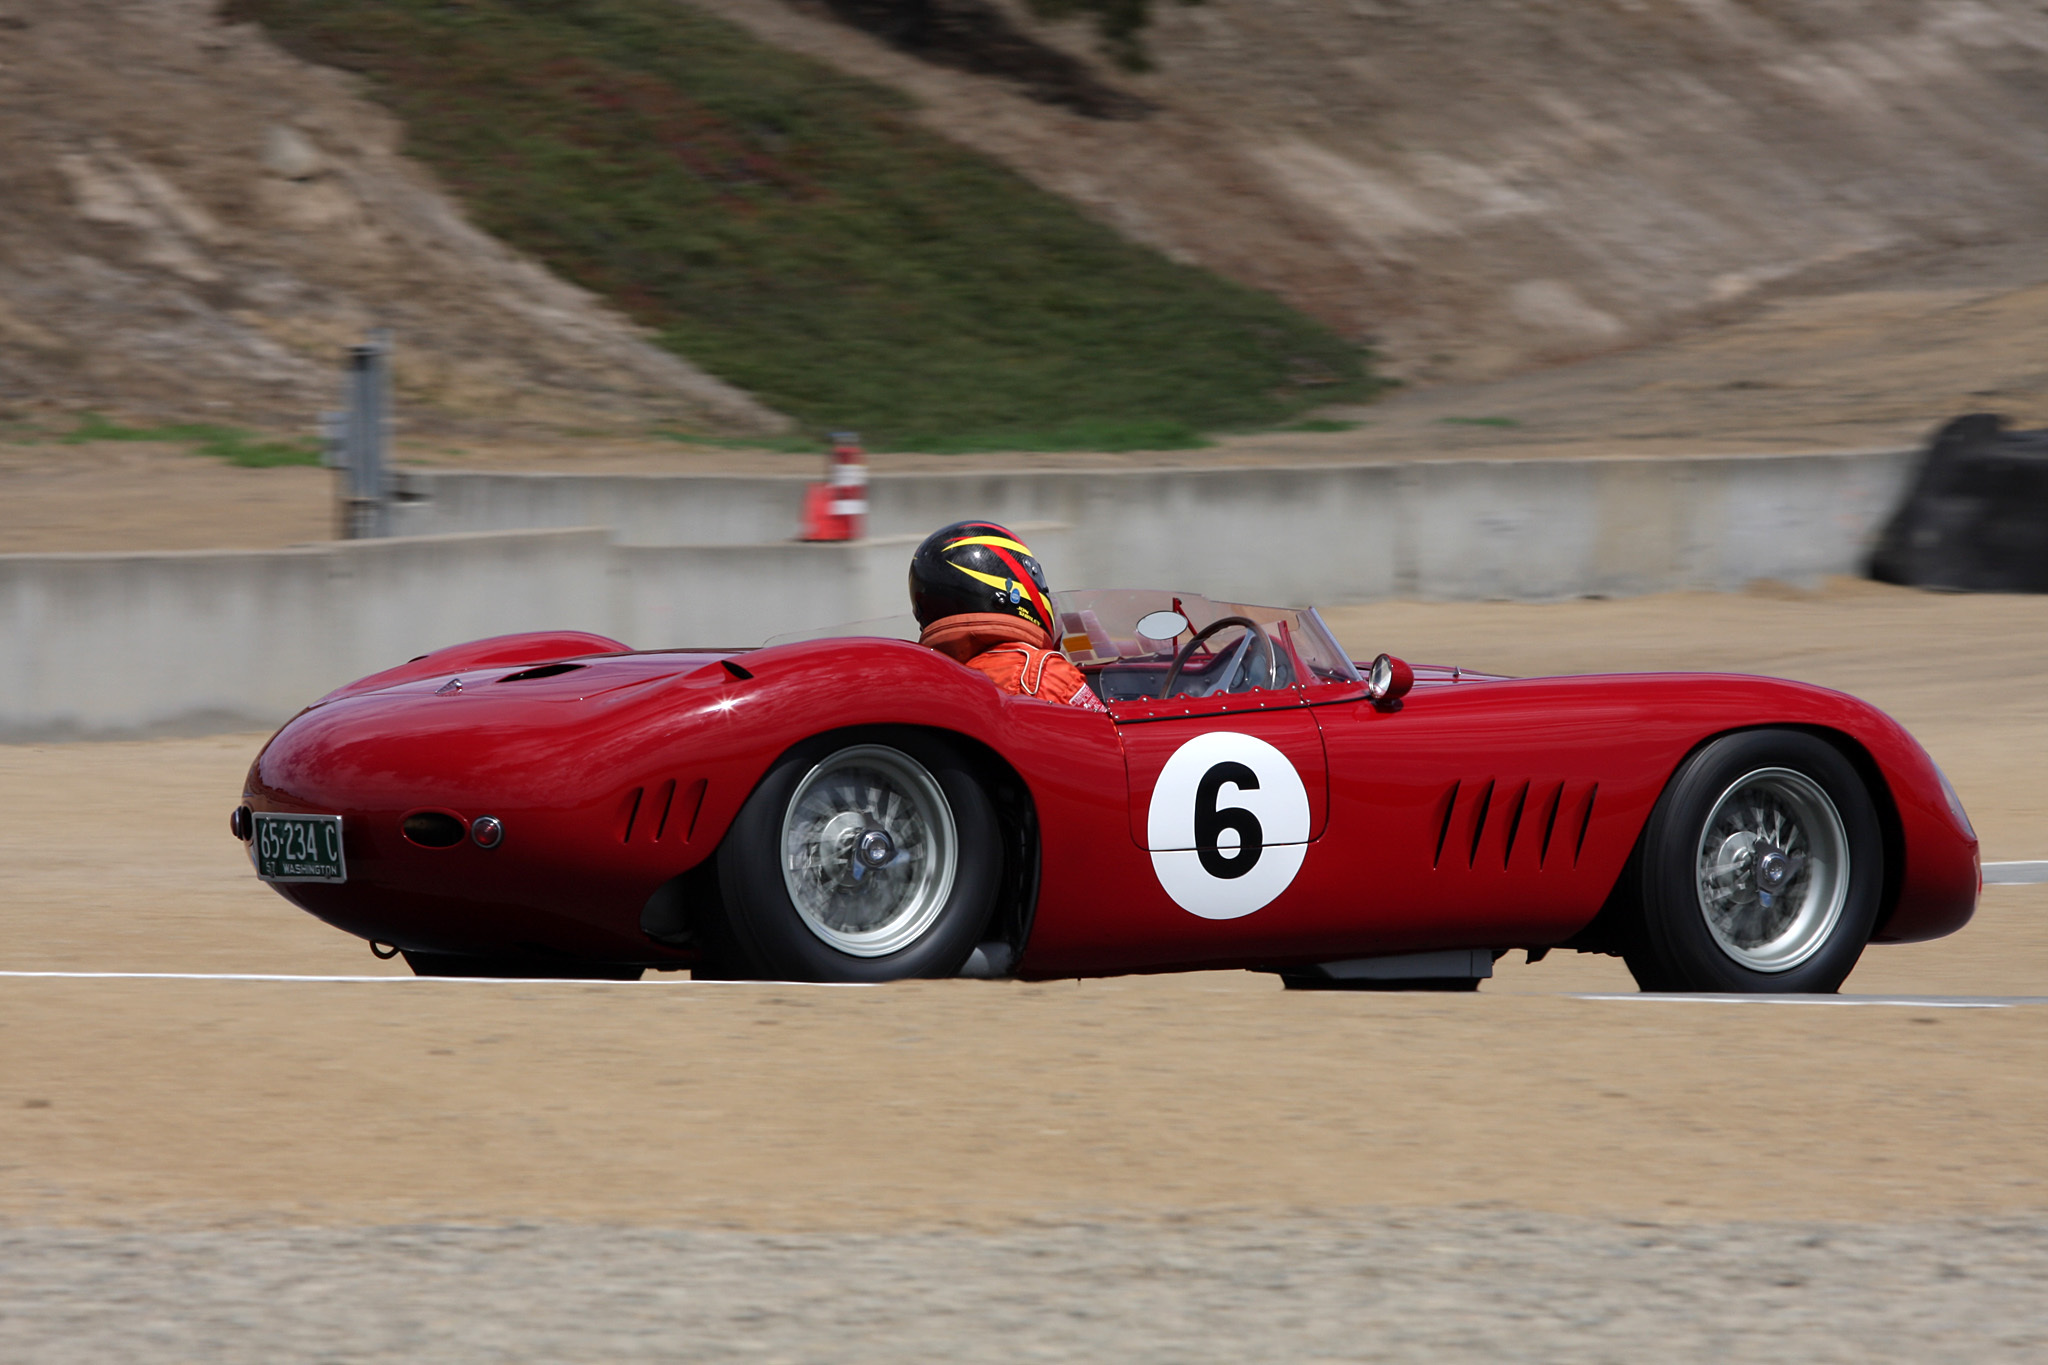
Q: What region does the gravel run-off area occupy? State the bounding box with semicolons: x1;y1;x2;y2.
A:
5;1213;2048;1363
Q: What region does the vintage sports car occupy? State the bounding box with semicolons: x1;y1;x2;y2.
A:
235;589;1979;992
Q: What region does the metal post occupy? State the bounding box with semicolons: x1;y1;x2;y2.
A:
320;408;349;541
334;330;392;539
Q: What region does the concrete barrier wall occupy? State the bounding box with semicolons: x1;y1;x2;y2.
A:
392;449;1914;601
390;470;809;546
3;450;1916;738
3;530;607;738
0;527;1073;739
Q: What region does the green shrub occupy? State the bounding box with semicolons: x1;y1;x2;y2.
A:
63;414;322;467
228;0;1373;451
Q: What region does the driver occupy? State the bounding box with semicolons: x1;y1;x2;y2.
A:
911;521;1107;712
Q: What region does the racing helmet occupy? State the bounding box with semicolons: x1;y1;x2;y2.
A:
908;521;1055;633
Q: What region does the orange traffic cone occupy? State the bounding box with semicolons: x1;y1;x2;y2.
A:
800;432;867;541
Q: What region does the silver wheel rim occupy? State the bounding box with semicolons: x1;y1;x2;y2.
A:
780;745;957;958
1694;766;1850;973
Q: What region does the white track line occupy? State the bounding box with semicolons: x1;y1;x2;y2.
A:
0;971;865;987
3;972;2043;1006
1575;993;2048;1008
1984;860;2048;885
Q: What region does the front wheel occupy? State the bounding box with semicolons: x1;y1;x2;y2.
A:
1623;730;1883;994
712;734;1000;982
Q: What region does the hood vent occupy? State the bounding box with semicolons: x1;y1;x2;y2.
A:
499;663;586;683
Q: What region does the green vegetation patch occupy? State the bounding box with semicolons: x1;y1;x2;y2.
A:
227;0;1371;451
63;414;322;467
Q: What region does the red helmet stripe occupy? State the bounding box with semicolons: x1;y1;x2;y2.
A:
982;543;1052;627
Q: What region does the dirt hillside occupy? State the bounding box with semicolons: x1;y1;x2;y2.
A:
8;1;2048;439
0;0;783;435
706;0;2048;385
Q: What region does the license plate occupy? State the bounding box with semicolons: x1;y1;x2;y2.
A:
254;813;347;883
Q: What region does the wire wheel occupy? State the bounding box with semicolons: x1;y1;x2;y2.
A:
1693;766;1850;973
779;745;959;958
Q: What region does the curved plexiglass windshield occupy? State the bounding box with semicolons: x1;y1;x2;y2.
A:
1050;589;1360;701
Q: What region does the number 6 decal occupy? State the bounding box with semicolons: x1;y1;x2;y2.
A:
1148;731;1310;919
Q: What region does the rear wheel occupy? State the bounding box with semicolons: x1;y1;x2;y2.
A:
713;734;999;982
1623;730;1882;994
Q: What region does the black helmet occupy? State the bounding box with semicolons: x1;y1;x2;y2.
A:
908;521;1055;632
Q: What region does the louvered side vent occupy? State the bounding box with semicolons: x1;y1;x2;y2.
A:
1435;777;1591;871
1536;781;1566;867
674;778;708;842
625;778;710;843
649;779;678;841
1574;782;1599;865
1466;778;1496;869
1499;780;1531;869
1432;780;1461;869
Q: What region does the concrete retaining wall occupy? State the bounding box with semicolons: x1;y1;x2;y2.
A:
389;471;810;547
4;450;1916;738
3;530;596;738
0;528;1040;739
392;448;1915;601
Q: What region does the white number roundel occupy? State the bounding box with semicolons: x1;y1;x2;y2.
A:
1146;731;1310;920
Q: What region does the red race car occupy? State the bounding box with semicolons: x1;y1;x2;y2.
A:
237;589;1978;993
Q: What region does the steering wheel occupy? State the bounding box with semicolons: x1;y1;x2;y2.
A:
1159;615;1277;698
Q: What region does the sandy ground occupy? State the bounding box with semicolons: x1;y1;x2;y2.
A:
5;581;2047;1239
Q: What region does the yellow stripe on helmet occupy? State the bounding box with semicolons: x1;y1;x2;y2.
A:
951;563;1013;592
944;535;1035;557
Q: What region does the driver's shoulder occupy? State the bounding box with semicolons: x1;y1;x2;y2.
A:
967;640;1079;696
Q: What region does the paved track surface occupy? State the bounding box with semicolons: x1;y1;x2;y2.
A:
6;581;2048;1357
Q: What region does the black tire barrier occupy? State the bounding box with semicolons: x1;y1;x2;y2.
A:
1870;413;2048;592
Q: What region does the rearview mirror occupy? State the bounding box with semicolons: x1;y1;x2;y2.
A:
1367;653;1414;707
1135;610;1189;643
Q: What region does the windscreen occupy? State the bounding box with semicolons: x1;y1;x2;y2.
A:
1050;589;1360;699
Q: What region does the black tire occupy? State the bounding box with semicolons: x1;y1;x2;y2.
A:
1623;729;1883;994
713;732;1000;982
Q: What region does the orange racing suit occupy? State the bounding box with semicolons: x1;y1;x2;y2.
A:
919;613;1107;712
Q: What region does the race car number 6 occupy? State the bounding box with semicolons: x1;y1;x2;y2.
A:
1147;731;1310;920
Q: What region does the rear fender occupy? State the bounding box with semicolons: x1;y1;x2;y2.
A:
674;722;1043;966
316;631;633;704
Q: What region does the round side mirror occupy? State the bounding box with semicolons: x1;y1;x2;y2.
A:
1135;609;1189;644
1367;653;1415;703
